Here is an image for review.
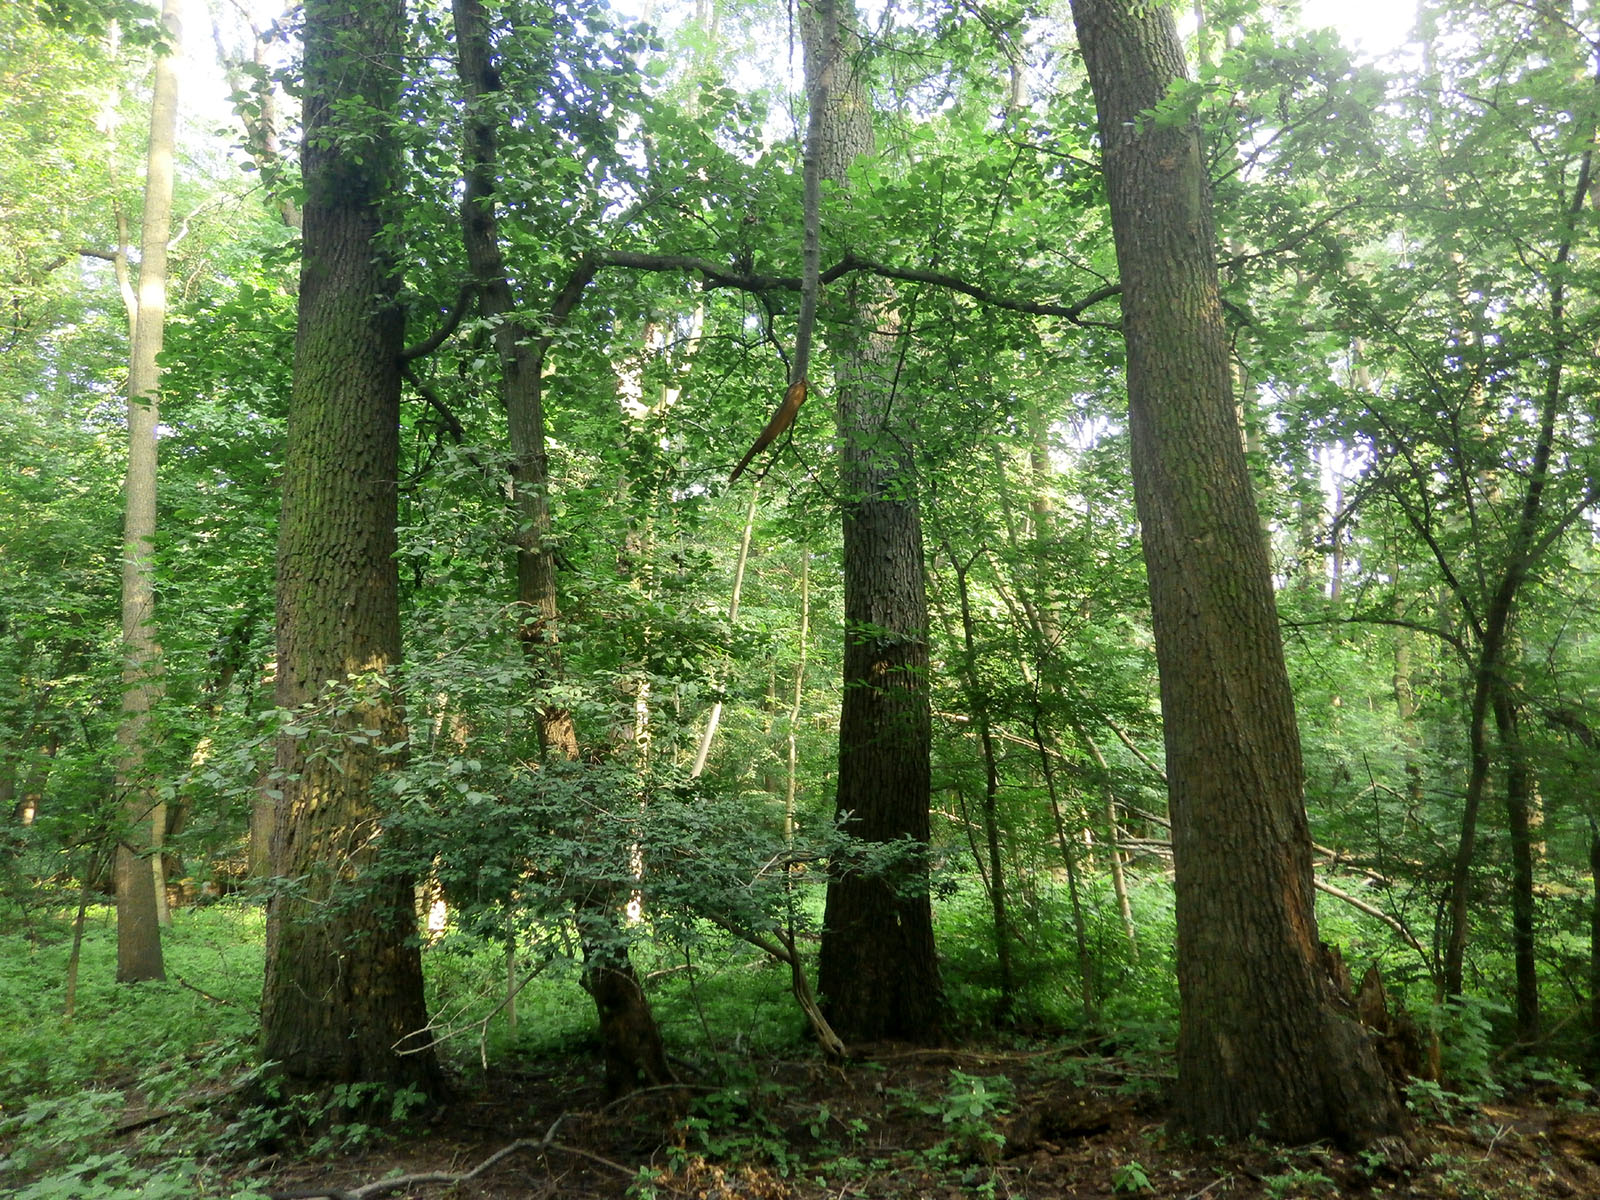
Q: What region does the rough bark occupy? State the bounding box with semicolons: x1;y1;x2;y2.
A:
114;0;182;983
1067;0;1403;1145
452;0;669;1094
805;0;944;1044
260;0;440;1095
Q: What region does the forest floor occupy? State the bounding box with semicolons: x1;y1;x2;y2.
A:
234;1045;1600;1200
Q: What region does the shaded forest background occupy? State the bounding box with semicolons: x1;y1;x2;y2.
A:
5;0;1600;1195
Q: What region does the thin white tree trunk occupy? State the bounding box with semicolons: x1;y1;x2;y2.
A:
116;0;182;980
690;482;761;777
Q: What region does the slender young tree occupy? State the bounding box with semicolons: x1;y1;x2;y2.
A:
451;0;672;1095
805;0;944;1043
259;0;441;1094
1066;0;1403;1145
114;0;182;983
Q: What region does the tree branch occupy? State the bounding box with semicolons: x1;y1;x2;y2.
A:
579;249;1121;325
1281;612;1472;664
400;363;466;444
401;282;476;361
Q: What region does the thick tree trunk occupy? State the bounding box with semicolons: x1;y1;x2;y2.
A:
452;0;669;1094
114;0;182;983
1067;0;1402;1145
804;0;944;1044
260;0;440;1095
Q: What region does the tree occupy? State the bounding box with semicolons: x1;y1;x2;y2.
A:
1359;2;1598;1037
114;0;181;983
451;0;672;1095
1240;1;1600;1039
805;0;944;1044
1065;0;1404;1144
259;0;441;1094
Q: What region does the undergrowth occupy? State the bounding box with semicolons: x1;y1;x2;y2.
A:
3;878;1593;1200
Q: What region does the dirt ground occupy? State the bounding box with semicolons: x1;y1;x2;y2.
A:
239;1046;1600;1200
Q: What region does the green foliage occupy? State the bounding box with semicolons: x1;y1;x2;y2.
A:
1432;995;1509;1099
1261;1167;1336;1199
5;0;1600;1181
0;904;267;1198
0;905;263;1103
1111;1158;1153;1193
674;1072;799;1175
218;1075;429;1158
922;1069;1013;1165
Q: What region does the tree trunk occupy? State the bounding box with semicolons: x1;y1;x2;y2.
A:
805;0;943;1044
1591;822;1600;1067
260;0;440;1095
1034;709;1098;1024
1438;134;1593;997
452;0;669;1094
114;0;182;984
1067;0;1403;1145
1493;685;1539;1042
948;551;1015;1021
1442;639;1501;997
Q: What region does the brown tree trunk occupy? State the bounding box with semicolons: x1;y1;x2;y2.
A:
115;0;182;983
805;0;943;1044
1067;0;1402;1145
1494;685;1539;1042
949;551;1015;1021
452;0;670;1095
1591;822;1600;1067
260;0;440;1095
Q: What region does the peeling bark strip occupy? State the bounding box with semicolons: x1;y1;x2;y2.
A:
1065;0;1403;1145
260;0;440;1094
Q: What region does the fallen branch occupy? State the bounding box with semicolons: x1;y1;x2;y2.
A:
263;1111;635;1200
170;971;234;1005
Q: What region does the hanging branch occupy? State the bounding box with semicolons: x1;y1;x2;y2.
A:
728;378;808;483
727;53;825;483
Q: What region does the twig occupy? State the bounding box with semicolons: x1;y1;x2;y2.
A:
400;282;476;361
